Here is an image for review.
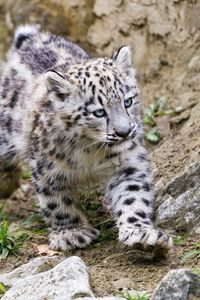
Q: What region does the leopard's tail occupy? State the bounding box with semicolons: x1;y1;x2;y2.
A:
14;24;39;49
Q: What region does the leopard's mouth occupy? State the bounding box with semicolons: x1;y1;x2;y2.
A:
105;137;133;147
105;131;136;147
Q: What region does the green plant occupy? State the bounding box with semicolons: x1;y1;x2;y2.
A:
20;213;44;228
173;234;187;245
144;128;160;143
122;291;150;300
0;220;19;258
0;282;7;298
95;218;116;243
182;243;200;260
143;96;166;124
22;169;32;180
143;96;183;143
16;214;47;246
0;205;5;222
191;268;200;276
143;96;167;144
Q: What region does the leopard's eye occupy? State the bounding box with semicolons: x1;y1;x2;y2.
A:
93;109;106;118
124;97;133;108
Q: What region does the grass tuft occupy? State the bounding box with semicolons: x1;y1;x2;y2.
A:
0;220;19;258
0;282;7;298
182;243;200;261
122;290;150;300
22;169;32;180
144;128;160;143
143;96;182;143
143;96;167;143
173;234;187;245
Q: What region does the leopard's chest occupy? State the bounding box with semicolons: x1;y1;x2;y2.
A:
70;147;115;185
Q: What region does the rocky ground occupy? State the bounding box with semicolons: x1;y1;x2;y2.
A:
0;175;199;298
0;0;200;299
0;256;199;299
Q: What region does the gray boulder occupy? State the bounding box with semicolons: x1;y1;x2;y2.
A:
155;160;200;234
151;269;200;300
1;256;93;300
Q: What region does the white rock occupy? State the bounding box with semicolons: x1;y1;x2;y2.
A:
0;256;63;287
21;183;30;193
1;256;93;300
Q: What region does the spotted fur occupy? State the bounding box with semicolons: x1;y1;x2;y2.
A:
0;25;172;251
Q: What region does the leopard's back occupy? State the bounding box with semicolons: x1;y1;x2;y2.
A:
0;25;90;161
9;25;89;75
0;24;90;113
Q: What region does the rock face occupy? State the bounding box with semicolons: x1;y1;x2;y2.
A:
151;269;200;300
1;256;93;300
155;160;200;235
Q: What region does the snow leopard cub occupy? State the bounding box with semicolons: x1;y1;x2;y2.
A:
0;25;172;251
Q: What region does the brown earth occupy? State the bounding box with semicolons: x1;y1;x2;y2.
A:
0;0;200;297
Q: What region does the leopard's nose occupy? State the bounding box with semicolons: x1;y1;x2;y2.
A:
115;126;131;138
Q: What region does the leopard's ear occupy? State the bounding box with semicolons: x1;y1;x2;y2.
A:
112;46;132;74
45;70;72;101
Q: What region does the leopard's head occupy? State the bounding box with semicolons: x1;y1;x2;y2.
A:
45;46;142;149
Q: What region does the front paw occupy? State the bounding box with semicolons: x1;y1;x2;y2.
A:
49;224;99;251
119;224;173;251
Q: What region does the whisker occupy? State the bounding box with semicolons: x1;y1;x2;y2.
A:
94;142;106;159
